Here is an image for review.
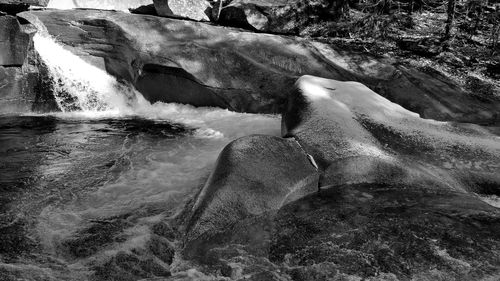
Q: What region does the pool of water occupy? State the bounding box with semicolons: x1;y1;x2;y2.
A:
0;108;280;280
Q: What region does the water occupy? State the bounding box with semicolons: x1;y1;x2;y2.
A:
0;32;280;280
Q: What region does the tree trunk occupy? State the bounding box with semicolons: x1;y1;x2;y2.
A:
444;0;456;40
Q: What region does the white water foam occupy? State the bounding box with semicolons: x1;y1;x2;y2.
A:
33;33;280;139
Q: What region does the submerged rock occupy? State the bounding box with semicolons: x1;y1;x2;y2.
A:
182;134;319;260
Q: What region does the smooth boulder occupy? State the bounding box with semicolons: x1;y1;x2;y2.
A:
153;0;211;21
283;75;500;192
182;135;319;260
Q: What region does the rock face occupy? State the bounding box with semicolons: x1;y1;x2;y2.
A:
46;0;152;11
0;15;33;66
182;134;319;259
0;12;57;113
21;10;500;124
0;49;58;113
219;0;347;34
153;0;211;21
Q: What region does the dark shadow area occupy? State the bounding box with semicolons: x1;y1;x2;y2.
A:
136;64;232;109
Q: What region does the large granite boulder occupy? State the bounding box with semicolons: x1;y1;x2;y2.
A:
46;0;152;11
283;76;500;191
218;0;347;34
153;0;211;21
182;135;319;260
177;76;500;279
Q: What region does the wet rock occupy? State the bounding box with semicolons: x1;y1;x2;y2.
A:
151;221;176;240
62;215;133;258
93;251;171;281
182;135;319;260
218;0;347;34
0;48;58;113
153;0;211;21
0;15;32;66
148;234;175;264
270;184;500;280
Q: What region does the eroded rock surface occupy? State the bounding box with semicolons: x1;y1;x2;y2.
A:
0;15;35;66
21;9;500;124
283;76;500;191
271;184;500;280
180;76;500;280
182;134;319;260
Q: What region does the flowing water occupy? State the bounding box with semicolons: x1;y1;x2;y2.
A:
0;33;280;280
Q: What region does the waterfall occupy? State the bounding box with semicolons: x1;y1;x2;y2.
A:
33;33;148;114
32;31;280;139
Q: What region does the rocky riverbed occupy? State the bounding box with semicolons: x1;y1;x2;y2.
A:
0;1;499;280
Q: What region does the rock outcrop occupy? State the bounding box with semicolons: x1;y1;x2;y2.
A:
19;9;499;125
180;76;500;279
283;76;500;190
0;15;33;66
153;0;211;21
182;134;319;259
0;11;57;112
